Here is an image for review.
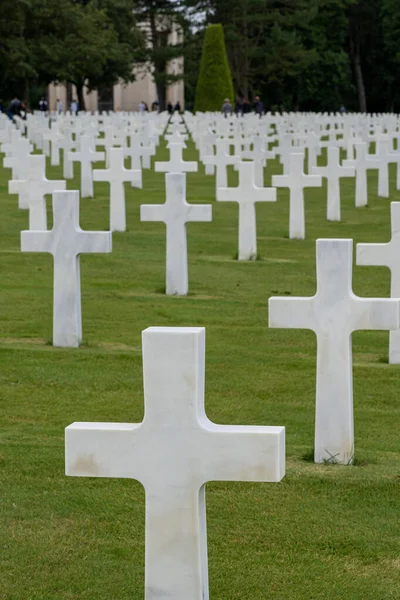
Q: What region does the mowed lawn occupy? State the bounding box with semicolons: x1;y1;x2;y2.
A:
1;132;400;599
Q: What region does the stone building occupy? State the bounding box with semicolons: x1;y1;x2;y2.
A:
48;21;184;112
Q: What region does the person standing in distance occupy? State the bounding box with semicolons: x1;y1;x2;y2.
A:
221;98;232;117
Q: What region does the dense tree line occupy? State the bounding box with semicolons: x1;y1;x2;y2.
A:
1;0;400;112
188;0;400;113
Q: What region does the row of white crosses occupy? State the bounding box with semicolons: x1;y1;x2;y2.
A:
9;118;212;345
7;111;400;599
142;119;212;295
63;225;400;598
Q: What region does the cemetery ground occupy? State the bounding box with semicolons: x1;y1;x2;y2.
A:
1;140;400;599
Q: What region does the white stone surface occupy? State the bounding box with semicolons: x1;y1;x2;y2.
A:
203;139;240;189
65;326;285;600
93;147;142;232
312;147;355;222
9;155;66;230
269;238;399;464
61;129;75;179
21;190;112;347
375;139;391;198
69;135;104;198
155;142;198;174
3;138;32;180
217;161;276;260
272;152;322;239
343;142;379;207
141;173;212;295
357;202;400;363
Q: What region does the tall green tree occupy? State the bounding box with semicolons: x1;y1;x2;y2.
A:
0;0;36;104
194;23;233;112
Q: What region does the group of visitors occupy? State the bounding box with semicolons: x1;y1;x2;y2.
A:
222;96;265;117
4;97;27;120
168;101;182;114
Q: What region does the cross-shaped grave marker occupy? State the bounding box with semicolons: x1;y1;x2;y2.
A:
141;173;212;295
241;135;275;187
69;135;105;198
155;141;198;174
66;326;285;600
269;239;399;464
3;137;32;180
217;161;276;260
369;137;392;198
60;128;75;179
93;147;142;232
272;152;322;239
124;135;143;186
357;202;400;363
342;142;380;207
312;146;355;221
21;190;112;347
9;155;66;230
203;138;240;189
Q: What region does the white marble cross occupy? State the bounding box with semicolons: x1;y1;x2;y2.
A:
312;146;355;221
217;161;276;260
141;173;212;295
3;138;31;180
342;142;379;207
9;155;66;230
241;136;275;187
272;152;322;239
60;129;75;179
21;190;112;347
269;239;399;464
375;139;391;198
203;138;240;188
357;202;400;363
69;135;105;198
199;132;217;175
164;130;188;144
155;142;198;174
65;326;285;600
93;147;142;232
124;135;143;186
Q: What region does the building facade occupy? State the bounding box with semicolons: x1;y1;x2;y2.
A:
48;22;184;112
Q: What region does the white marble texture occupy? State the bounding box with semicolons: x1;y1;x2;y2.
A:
61;129;75;179
124;136;143;186
357;202;400;363
93;147;142;232
312;146;355;221
141;173;212;295
65;326;285;600
272;152;322;239
21;190;112;347
375;138;391;198
203;138;240;189
3;138;32;180
343;142;379;207
269;239;399;464
217;161;276;260
69;135;104;198
155;142;198;174
9;155;66;230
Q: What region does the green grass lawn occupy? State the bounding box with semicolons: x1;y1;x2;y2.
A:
1;136;400;599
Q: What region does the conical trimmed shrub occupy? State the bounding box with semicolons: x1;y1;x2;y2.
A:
194;24;234;113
